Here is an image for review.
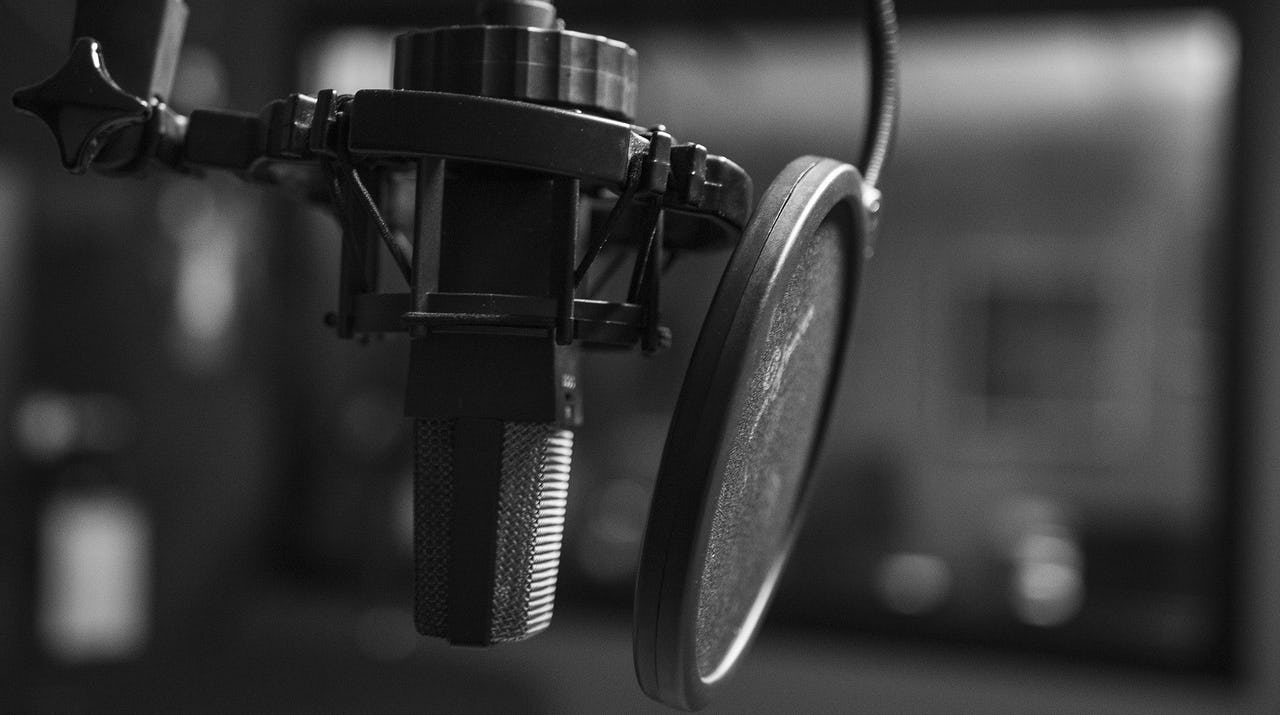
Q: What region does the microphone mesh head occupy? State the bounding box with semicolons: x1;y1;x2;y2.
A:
414;418;456;637
414;418;572;645
493;422;572;640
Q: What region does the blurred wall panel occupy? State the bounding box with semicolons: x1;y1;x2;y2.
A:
0;160;32;686
1;2;289;710
792;13;1237;666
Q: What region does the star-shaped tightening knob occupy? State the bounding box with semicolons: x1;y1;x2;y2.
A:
12;37;152;174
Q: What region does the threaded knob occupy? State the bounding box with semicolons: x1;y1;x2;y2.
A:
394;25;639;122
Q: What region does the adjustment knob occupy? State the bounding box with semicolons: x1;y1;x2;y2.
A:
12;38;151;174
395;25;639;122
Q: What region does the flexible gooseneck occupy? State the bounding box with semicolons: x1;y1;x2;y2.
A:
861;0;900;190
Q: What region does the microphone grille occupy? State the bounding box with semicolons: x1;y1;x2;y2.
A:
493;422;572;639
413;418;455;637
414;418;573;645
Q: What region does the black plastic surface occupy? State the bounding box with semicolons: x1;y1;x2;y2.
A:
634;157;869;711
347;90;640;188
11;38;151;173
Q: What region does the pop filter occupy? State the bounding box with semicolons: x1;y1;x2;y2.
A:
634;156;871;710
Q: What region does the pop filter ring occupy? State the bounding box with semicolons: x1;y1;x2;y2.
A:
634;156;870;711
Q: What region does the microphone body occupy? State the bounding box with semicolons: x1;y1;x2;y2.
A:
404;162;582;645
395;0;626;644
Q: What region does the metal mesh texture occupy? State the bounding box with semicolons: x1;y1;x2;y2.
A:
694;214;847;677
414;419;455;637
413;418;572;644
493;422;573;642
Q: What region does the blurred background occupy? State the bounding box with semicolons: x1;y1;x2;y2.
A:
2;0;1279;712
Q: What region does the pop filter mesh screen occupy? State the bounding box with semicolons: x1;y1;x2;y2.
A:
695;209;848;677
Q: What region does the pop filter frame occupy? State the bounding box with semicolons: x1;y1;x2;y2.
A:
634;157;871;711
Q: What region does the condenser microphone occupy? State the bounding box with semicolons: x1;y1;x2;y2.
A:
396;1;627;645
